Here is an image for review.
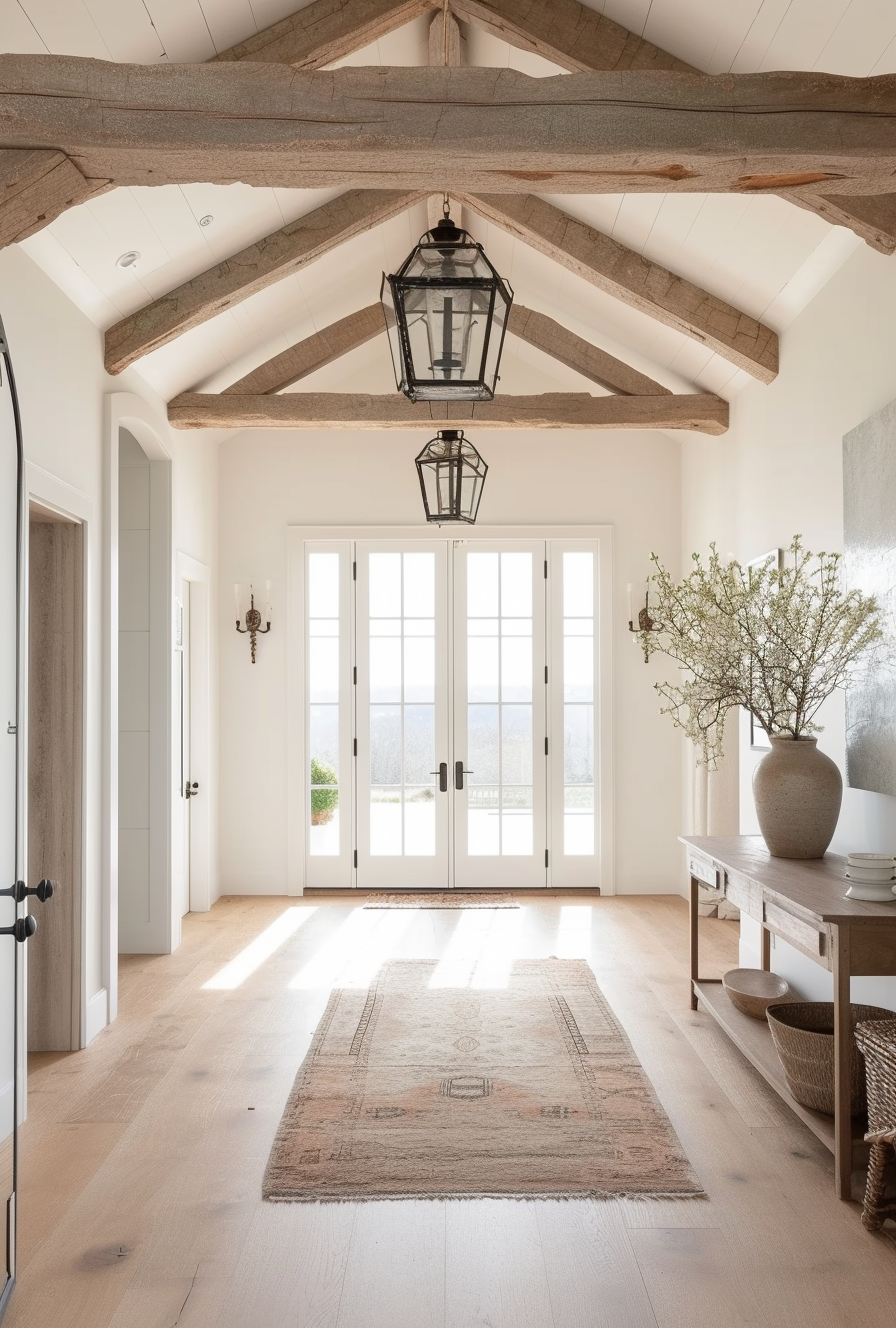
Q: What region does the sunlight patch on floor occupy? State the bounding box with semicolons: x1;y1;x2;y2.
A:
554;905;593;959
428;907;525;988
202;906;317;990
288;907;414;990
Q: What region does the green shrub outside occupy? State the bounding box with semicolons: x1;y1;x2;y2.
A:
310;757;339;823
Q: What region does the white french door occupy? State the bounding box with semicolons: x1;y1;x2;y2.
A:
355;542;449;889
297;529;610;893
452;543;547;888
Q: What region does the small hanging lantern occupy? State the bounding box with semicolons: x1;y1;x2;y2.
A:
381;201;513;402
415;430;488;524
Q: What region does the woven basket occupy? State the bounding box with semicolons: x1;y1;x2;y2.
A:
856;1018;896;1134
766;1002;894;1116
855;1018;896;1231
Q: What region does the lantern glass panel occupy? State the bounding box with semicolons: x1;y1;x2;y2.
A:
380;275;404;394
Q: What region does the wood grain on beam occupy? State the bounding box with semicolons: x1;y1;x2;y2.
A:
783;191;896;256
0;149;105;250
464;194;778;383
5;61;896;197
451;0;694;73
104;189;421;375
508;305;670;396
168;391;728;434
215;0;435;66
224;304;385;395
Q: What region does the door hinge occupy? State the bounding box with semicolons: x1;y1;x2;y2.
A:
353;737;357;756
353;666;357;685
544;560;548;579
353;560;357;580
545;849;549;869
353;849;358;868
544;665;548;684
544;736;549;756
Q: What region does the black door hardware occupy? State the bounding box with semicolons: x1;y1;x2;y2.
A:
430;762;448;793
0;878;55;903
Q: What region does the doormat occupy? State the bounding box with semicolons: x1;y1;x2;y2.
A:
364;892;519;909
263;959;702;1202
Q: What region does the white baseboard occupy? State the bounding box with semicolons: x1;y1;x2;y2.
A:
85;988;109;1045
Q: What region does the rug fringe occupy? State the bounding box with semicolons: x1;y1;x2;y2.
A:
263;1188;708;1204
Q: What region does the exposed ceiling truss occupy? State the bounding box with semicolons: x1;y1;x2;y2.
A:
3;0;896;433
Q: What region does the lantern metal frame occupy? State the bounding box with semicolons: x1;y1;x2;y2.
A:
415;429;488;525
381;208;513;403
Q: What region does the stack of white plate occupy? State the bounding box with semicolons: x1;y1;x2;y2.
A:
845;853;896;901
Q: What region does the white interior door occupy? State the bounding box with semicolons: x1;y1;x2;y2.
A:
180;580;191;917
355;543;449;890
0;321;24;1314
453;542;547;888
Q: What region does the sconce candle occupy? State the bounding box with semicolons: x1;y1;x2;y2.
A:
236;586;271;663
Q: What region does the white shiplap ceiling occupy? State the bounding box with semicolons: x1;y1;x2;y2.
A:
7;0;896;405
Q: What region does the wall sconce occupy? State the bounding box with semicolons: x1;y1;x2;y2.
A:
235;582;271;663
627;582;662;663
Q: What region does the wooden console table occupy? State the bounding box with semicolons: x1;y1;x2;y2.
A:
682;835;896;1200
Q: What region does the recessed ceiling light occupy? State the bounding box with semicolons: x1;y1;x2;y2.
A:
116;250;140;270
199;215;213;227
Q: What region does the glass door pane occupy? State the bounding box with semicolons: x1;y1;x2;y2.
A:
356;543;449;889
549;541;602;889
304;543;353;888
453;543;546;888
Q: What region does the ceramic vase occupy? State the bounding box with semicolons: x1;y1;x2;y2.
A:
752;735;842;859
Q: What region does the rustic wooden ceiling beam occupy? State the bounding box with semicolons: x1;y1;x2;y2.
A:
4;61;896;197
448;3;894;251
168;390;728;433
223;304;386;395
215;0;437;66
104;189;422;375
0;148;107;252
464;193;778;383
507;305;670;396
450;0;695;74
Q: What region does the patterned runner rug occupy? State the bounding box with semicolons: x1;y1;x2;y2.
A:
364;892;519;908
264;959;702;1201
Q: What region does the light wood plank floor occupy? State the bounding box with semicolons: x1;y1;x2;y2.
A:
7;894;896;1328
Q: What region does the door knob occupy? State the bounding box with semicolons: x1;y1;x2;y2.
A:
0;879;55;903
429;762;448;793
455;761;474;790
185;781;199;799
0;916;37;942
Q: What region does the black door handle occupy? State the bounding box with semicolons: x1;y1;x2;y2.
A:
0;878;55;903
455;761;474;790
0;916;37;942
429;762;448;793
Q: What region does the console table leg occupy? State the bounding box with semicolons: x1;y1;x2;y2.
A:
689;875;699;1010
761;926;771;971
832;925;853;1201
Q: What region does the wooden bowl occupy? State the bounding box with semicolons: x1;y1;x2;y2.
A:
722;968;791;1020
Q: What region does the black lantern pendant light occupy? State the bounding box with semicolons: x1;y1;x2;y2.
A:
382;201;513;402
415;430;488;524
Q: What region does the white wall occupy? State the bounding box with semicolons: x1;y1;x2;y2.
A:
682;237;896;1010
0;246;220;1034
217;427;684;896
